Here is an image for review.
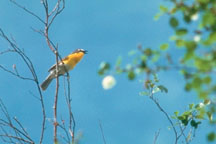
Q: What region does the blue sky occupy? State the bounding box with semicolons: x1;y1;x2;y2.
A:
0;0;212;144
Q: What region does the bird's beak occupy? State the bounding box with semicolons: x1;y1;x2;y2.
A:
84;50;88;54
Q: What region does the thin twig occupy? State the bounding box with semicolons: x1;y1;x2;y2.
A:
99;120;107;144
13;117;29;137
9;0;45;24
48;0;65;28
0;134;33;144
0;99;34;144
153;129;160;144
177;121;188;144
0;65;34;81
58;118;70;143
53;48;60;143
149;91;178;144
64;74;76;143
0;49;15;55
41;1;72;143
0;28;46;144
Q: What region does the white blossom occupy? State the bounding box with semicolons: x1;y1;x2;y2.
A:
191;13;199;21
102;75;116;90
194;35;201;42
152;87;160;94
198;102;205;108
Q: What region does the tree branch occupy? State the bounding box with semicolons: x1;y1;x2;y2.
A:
149;90;178;144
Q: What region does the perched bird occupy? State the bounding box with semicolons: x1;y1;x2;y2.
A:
40;49;87;91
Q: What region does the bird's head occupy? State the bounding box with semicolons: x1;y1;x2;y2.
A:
73;49;88;54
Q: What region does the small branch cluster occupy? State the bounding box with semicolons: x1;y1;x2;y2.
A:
0;28;46;144
148;86;197;144
1;0;76;143
0;98;34;144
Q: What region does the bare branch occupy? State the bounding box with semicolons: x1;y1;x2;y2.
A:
5;0;72;143
149;91;178;144
99;120;107;144
0;28;46;144
53;47;60;143
177;121;188;144
9;0;45;24
63;75;76;143
48;0;65;28
0;49;16;55
13;117;29;138
0;98;34;144
0;134;33;144
0;65;34;81
153;129;160;144
58;118;70;143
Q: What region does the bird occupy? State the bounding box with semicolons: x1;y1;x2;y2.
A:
40;49;87;91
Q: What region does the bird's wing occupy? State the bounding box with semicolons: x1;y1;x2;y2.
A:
48;56;69;72
48;63;57;72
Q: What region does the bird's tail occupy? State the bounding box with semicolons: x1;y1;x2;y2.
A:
40;74;54;91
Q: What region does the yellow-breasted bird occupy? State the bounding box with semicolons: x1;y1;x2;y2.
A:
40;49;87;91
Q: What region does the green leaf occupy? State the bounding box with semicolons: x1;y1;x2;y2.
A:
203;76;211;84
176;28;188;36
170;7;177;14
196;107;206;119
202;11;215;27
182;119;189;126
190;120;201;129
128;71;136;80
169;17;179;28
115;56;122;67
183;15;191;23
139;91;149;96
185;41;197;51
177;116;185;120
185;83;192;91
195;58;212;72
153;73;159;83
174;111;179;116
139;60;146;69
192;77;202;89
190;120;196;128
189;103;194;109
128;50;137;56
157;85;168;93
203;32;216;45
182;111;191;116
152;51;160;62
98;62;110;75
196;114;205;119
207;111;213;121
198;0;209;4
145;80;151;89
182;41;197;61
176;39;185;47
144;48;152;56
182;51;194;61
204;99;211;105
154;13;162;21
160;43;169;50
170;35;178;41
207;132;216;142
160;5;168;13
209;32;216;43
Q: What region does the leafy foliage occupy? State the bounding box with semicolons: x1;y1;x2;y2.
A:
98;0;216;142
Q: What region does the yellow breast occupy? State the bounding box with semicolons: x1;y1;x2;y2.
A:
62;52;84;70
